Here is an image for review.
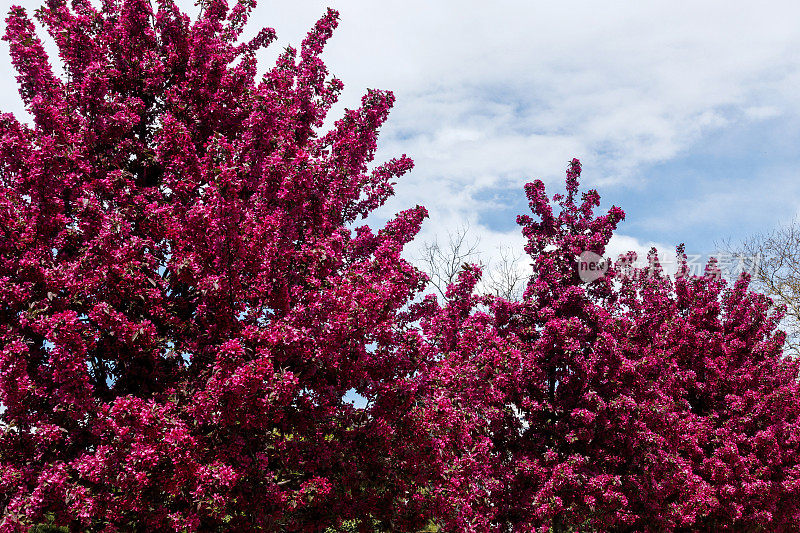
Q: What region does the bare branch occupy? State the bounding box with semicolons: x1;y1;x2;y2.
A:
484;245;528;301
721;219;800;357
418;223;482;298
418;225;530;301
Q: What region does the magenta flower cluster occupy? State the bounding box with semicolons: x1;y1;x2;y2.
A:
0;1;798;531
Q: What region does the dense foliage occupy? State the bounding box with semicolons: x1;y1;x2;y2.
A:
1;1;799;531
0;1;432;530
420;160;800;531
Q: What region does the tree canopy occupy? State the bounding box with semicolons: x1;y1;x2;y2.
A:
1;1;799;531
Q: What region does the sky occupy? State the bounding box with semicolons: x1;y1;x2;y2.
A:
3;0;800;276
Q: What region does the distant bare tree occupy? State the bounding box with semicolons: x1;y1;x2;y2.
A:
418;225;529;301
484;245;528;301
722;220;800;356
418;224;482;299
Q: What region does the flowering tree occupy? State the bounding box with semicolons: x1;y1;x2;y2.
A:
2;1;800;531
0;1;436;530
421;160;800;531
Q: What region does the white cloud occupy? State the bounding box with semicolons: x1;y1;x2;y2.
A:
606;234;679;273
744;106;782;121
